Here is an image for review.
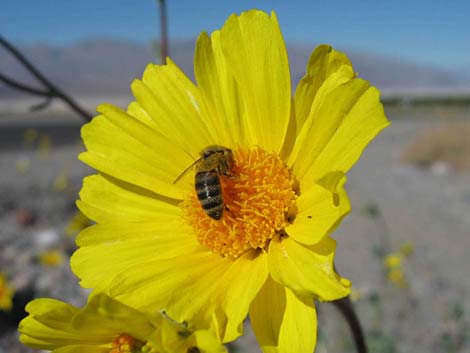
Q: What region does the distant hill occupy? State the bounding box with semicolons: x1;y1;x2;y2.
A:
1;38;469;98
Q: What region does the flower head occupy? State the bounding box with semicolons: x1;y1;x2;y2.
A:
38;249;66;267
0;272;14;311
71;9;389;352
19;293;225;353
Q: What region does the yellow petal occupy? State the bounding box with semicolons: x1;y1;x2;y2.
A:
186;330;228;353
220;10;291;152
305;86;390;181
126;101;160;132
294;45;352;131
79;105;193;200
289;64;390;184
19;295;158;353
53;346;108;353
74;294;155;341
268;236;350;301
71;223;198;292
77;174;180;224
288;66;364;176
286;176;350;245
250;277;316;353
194;31;243;148
131;60;215;155
108;250;268;343
19;299;111;349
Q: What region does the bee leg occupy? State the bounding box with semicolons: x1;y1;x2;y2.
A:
226;173;240;181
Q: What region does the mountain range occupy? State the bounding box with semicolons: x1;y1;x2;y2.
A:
1;38;469;98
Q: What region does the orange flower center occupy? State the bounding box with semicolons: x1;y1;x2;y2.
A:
182;147;297;258
110;333;143;353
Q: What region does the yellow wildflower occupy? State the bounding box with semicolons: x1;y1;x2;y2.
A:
384;253;403;269
349;287;364;302
53;173;69;192
39;250;65;267
23;128;38;146
0;272;14;311
19;293;226;353
71;9;389;352
38;134;52;158
400;242;414;257
15;157;31;174
387;268;407;288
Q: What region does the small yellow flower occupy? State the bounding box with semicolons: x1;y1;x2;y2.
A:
384;245;412;288
23;128;38;146
39;250;65;267
15;157;31;174
19;293;226;353
71;9;389;352
387;268;407;288
384;253;403;269
349;287;364;302
0;272;14;311
38;134;52;158
399;242;414;257
53;173;69;192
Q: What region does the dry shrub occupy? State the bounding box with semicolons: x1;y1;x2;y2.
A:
401;122;470;171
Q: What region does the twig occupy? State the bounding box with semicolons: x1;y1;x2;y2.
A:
0;35;92;122
331;296;368;353
157;0;169;63
0;72;50;96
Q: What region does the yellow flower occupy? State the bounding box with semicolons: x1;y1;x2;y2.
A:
387;268;407;288
399;242;414;257
19;293;226;353
23;128;38;146
38;134;52;158
0;272;14;311
384;253;403;269
53;173;69;192
71;9;389;352
39;249;66;267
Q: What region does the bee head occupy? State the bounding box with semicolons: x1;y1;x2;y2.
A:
201;145;232;159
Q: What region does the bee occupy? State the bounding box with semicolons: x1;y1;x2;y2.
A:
174;145;234;220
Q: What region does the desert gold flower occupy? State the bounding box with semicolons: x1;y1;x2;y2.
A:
19;293;225;353
384;253;403;269
71;9;389;352
387;268;407;288
384;247;412;288
38;249;65;267
0;272;14;311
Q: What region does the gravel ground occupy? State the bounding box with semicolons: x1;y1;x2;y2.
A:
0;108;468;353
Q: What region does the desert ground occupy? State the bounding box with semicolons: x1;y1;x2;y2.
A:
0;102;468;353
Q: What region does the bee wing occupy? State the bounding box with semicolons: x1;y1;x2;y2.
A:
173;158;201;184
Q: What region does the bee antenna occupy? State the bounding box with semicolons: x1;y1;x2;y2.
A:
173;158;201;184
181;146;197;162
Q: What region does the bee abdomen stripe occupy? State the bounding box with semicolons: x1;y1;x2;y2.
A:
199;195;223;209
195;174;219;188
196;184;221;199
206;206;223;220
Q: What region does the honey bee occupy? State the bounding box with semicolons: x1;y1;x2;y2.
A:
174;145;234;220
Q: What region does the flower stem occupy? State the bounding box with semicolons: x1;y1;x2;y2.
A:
331;296;368;353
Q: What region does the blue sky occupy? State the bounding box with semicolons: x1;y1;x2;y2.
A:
1;0;469;70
